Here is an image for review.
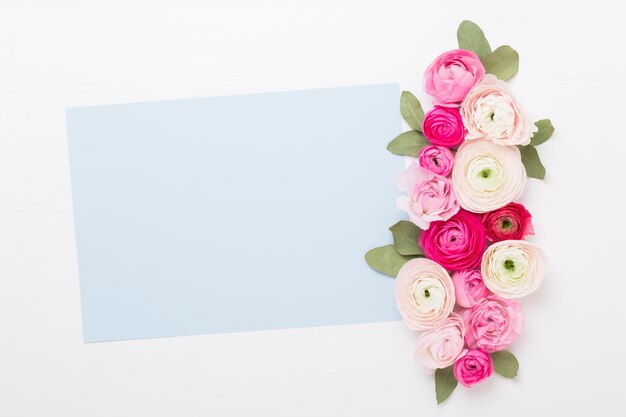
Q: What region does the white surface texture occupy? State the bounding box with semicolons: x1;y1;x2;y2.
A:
1;0;625;415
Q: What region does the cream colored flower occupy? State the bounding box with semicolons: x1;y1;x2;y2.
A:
451;139;526;213
461;74;537;146
414;313;465;373
481;240;547;298
395;258;455;330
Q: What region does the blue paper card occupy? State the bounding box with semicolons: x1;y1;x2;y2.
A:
67;84;402;342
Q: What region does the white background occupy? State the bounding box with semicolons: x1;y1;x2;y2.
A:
1;0;625;415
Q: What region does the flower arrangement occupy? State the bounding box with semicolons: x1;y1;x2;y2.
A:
365;21;553;404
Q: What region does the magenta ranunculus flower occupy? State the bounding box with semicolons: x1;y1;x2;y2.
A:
463;295;524;352
418;145;455;176
451;270;491;308
419;209;486;270
422;106;466;147
424;49;485;107
453;349;494;388
481;202;535;242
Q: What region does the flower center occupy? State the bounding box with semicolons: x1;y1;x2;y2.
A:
489;111;496;121
504;259;515;271
424;289;430;298
479;168;492;179
502;219;512;230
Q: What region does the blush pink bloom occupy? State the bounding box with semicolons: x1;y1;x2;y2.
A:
451;270;491;308
418;145;455;176
422;107;466;147
414;313;465;373
482;202;535;242
424;49;485;107
463;295;524;352
396;163;460;230
419;209;486;270
453;349;494;387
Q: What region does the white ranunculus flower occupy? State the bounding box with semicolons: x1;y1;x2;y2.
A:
481;240;547;298
414;313;465;374
460;74;537;146
451;139;526;213
395;258;455;331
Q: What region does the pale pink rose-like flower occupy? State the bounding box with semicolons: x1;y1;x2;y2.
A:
461;74;537;146
418;145;455;177
414;313;465;373
463;295;524;352
424;49;485;107
453;349;494;387
451;139;526;213
396;163;460;230
451;270;491;308
395;258;456;331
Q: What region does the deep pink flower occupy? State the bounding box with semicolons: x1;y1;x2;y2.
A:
424;49;485;107
451;270;491;308
453;349;494;387
419;209;486;270
422;106;466;147
482;202;535;242
418;145;455;176
462;295;524;352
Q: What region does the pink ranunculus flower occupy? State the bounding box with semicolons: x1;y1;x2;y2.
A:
396;163;460;230
418;209;486;270
463;295;524;352
414;313;465;373
482;202;535;242
453;349;494;387
395;258;456;331
418;145;455;177
461;74;537;146
424;49;485;107
451;270;491;308
422;107;466;147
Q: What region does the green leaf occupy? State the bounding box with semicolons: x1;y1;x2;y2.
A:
389;221;423;256
435;366;458;405
364;245;418;277
518;145;546;179
457;20;491;58
490;350;519;379
530;119;554;146
481;45;519;80
400;91;425;131
387;130;430;157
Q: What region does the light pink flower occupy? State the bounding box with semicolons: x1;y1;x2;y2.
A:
424;49;485;107
461;74;537;146
396;164;460;230
414;313;465;373
453;349;494;387
418;145;455;177
451;270;491;308
462;295;524;352
395;258;456;331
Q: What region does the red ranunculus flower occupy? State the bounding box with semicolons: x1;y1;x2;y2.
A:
481;202;534;242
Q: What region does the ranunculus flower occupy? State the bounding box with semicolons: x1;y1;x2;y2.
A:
461;74;537;146
396;163;460;230
453;349;494;387
422;107;466;147
482;202;535;242
419;209;486;270
451;270;491;308
463;295;524;352
418;145;455;176
481;240;547;298
414;313;465;373
424;49;485;107
395;258;456;331
451;139;526;213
